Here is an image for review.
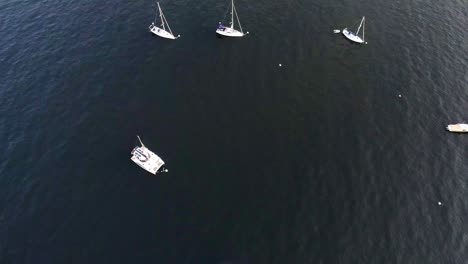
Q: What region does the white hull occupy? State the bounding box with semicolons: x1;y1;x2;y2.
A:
216;26;244;37
149;24;176;40
446;123;468;133
342;28;364;44
131;145;165;175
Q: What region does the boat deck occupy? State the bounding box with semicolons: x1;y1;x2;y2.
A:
342;28;364;44
149;24;176;40
216;25;244;37
131;146;165;174
447;124;468;133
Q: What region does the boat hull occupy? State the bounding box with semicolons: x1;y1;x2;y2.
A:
149;25;176;40
446;124;468;133
342;28;364;44
216;25;244;37
131;146;165;174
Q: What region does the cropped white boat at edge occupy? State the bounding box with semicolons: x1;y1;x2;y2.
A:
131;136;167;174
446;123;468;133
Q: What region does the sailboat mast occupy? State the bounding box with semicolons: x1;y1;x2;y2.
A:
231;0;234;29
157;2;165;30
137;136;145;147
356;16;364;35
154;3;159;25
362;17;365;42
163;13;174;35
234;4;243;33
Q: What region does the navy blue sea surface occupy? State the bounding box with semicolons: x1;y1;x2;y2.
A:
1;0;467;263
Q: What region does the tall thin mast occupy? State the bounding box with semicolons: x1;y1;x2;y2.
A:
154;3;159;25
137;136;145;147
231;0;234;29
157;2;165;30
234;4;243;33
362;17;365;42
163;13;174;35
356;16;364;35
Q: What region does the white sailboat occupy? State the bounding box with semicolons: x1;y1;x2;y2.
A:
446;123;468;133
131;136;168;175
216;0;248;37
342;16;367;44
149;2;180;40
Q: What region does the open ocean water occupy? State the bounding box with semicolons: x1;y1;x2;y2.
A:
0;0;467;263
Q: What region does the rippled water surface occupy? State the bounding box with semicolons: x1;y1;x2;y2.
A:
1;0;467;263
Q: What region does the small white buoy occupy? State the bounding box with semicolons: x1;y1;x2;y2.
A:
398;94;402;98
438;201;442;206
279;64;282;67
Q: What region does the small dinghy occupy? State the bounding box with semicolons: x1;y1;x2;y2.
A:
216;0;248;37
131;136;168;174
446;123;468;133
149;2;180;40
333;29;341;34
342;16;367;44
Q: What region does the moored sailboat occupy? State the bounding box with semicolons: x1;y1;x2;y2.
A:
342;16;367;44
131;136;168;175
216;0;248;37
149;2;180;40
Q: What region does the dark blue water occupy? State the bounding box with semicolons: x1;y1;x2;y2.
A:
1;0;467;263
